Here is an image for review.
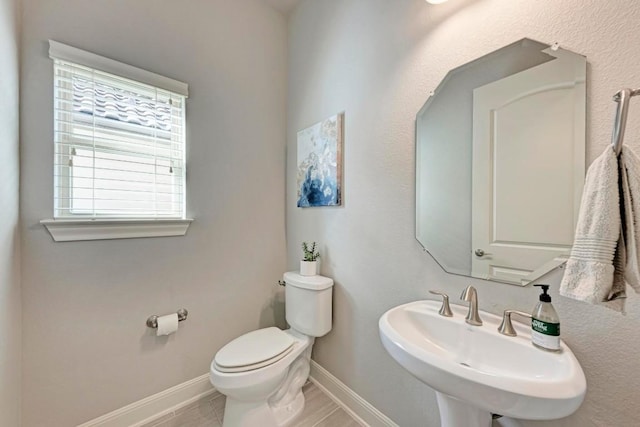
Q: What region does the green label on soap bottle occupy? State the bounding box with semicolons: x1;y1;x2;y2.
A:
532;318;560;336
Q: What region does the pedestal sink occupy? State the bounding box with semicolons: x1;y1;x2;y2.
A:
379;300;586;427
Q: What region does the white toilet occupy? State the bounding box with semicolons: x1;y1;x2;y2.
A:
209;272;333;427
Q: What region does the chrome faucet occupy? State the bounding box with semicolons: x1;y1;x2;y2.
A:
460;285;483;326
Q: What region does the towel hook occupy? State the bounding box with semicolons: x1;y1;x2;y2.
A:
611;88;640;156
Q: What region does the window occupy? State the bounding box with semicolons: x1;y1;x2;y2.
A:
43;41;192;241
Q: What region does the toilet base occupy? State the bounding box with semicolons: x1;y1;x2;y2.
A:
221;385;305;427
222;397;279;427
271;389;304;426
222;389;305;427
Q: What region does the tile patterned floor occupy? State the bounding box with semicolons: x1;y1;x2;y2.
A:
141;382;363;427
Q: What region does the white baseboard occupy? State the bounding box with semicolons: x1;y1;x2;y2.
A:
77;363;395;427
76;374;216;427
309;360;398;427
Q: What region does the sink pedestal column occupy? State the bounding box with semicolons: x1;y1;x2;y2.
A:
435;392;492;427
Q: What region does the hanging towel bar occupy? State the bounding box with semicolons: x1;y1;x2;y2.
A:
611;88;640;155
613;89;640;101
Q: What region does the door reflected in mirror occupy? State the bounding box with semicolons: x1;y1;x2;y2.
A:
416;39;586;285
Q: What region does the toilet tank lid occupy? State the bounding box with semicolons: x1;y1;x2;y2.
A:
284;271;334;290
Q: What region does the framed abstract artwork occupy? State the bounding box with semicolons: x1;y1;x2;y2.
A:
296;113;344;207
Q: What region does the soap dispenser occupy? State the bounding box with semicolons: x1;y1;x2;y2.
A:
531;284;561;352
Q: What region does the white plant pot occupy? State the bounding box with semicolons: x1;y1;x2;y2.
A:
300;260;318;276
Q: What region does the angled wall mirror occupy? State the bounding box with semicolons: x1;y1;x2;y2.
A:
416;38;586;286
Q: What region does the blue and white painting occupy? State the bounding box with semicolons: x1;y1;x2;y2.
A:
297;113;343;207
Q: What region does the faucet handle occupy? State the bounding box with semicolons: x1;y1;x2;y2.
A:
429;290;453;317
498;310;532;337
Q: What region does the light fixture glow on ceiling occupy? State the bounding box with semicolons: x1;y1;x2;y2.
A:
426;0;449;4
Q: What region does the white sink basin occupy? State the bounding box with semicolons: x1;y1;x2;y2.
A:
379;300;586;425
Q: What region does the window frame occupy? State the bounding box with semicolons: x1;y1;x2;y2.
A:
42;40;193;242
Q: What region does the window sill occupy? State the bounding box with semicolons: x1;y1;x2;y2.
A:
40;218;193;242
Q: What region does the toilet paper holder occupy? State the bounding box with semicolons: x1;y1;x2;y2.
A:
146;308;188;329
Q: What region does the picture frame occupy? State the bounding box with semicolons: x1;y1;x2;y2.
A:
296;113;344;208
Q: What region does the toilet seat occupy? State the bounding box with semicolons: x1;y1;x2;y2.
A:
214;345;295;373
214;327;295;373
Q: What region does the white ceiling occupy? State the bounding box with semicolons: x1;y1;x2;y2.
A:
263;0;300;15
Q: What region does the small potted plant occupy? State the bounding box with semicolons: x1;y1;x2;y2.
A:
300;241;320;276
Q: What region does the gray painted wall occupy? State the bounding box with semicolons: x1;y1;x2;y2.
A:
288;0;640;426
0;0;21;424
20;1;287;425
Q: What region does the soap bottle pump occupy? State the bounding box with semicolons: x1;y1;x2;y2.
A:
531;284;561;352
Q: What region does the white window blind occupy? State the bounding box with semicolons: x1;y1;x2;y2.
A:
50;41;188;219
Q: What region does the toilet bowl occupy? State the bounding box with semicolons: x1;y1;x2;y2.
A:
209;272;333;427
210;329;313;426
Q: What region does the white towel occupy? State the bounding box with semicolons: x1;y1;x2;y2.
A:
560;146;640;312
619;148;640;292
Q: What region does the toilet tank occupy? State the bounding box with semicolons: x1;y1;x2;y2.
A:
284;272;333;337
